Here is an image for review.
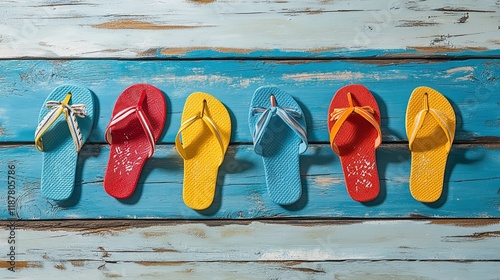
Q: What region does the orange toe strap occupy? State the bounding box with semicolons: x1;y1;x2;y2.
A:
329;92;382;155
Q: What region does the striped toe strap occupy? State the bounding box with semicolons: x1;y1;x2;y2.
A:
105;90;156;158
35;93;87;152
329;92;382;155
251;94;308;155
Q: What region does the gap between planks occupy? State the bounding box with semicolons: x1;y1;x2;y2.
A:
1;55;500;61
1;219;498;230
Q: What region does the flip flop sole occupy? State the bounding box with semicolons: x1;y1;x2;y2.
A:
249;86;306;205
39;85;95;200
104;84;166;199
181;92;231;210
406;86;456;202
328;84;381;202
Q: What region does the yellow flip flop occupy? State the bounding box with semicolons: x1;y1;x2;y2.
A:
405;86;456;203
176;92;231;210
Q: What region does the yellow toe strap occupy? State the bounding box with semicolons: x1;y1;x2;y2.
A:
175;102;225;166
408;93;453;153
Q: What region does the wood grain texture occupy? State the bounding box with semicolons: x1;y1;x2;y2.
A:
0;59;498;143
0;0;498;58
0;220;499;279
3;261;500;280
0;144;498;219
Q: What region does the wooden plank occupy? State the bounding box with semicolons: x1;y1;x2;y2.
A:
2;260;499;280
0;144;499;219
0;59;498;143
0;220;499;279
0;0;498;58
2;220;497;278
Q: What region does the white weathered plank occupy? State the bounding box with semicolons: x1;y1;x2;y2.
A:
1;260;499;280
1;220;499;262
0;220;499;279
0;0;498;58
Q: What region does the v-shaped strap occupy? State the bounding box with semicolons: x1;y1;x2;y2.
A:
408;93;453;153
35;93;87;152
105;90;156;158
175;100;226;166
329;92;382;155
251;94;308;155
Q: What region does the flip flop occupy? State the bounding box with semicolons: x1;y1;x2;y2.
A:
176;92;231;210
327;84;382;202
405;86;456;203
104;84;166;199
248;86;308;205
35;85;95;200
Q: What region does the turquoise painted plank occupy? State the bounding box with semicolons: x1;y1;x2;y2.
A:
0;59;498;143
0;144;498;219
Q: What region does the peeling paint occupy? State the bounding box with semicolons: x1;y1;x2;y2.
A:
0;261;42;269
282;71;364;81
448;231;500;240
152;248;180;253
69;260;85;267
161;47;255;56
92;20;210;30
188;0;216;3
457;13;470;23
311;176;343;189
185;227;207;238
397;20;439;27
431;219;500;227
444;66;475;81
408;46;489;53
433;7;495;13
220;226;253;238
143;231;169;238
54;264;66;270
98;247;111;258
259;249;334;260
285;265;326;274
136;261;187;266
446;66;475;75
104;273;122;278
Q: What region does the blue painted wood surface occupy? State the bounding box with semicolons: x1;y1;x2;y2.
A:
0;59;498;144
0;144;498;219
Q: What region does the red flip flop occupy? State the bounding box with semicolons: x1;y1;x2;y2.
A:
103;84;166;199
327;84;382;202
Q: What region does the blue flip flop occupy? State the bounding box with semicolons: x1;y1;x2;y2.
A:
249;86;308;205
35;85;95;200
